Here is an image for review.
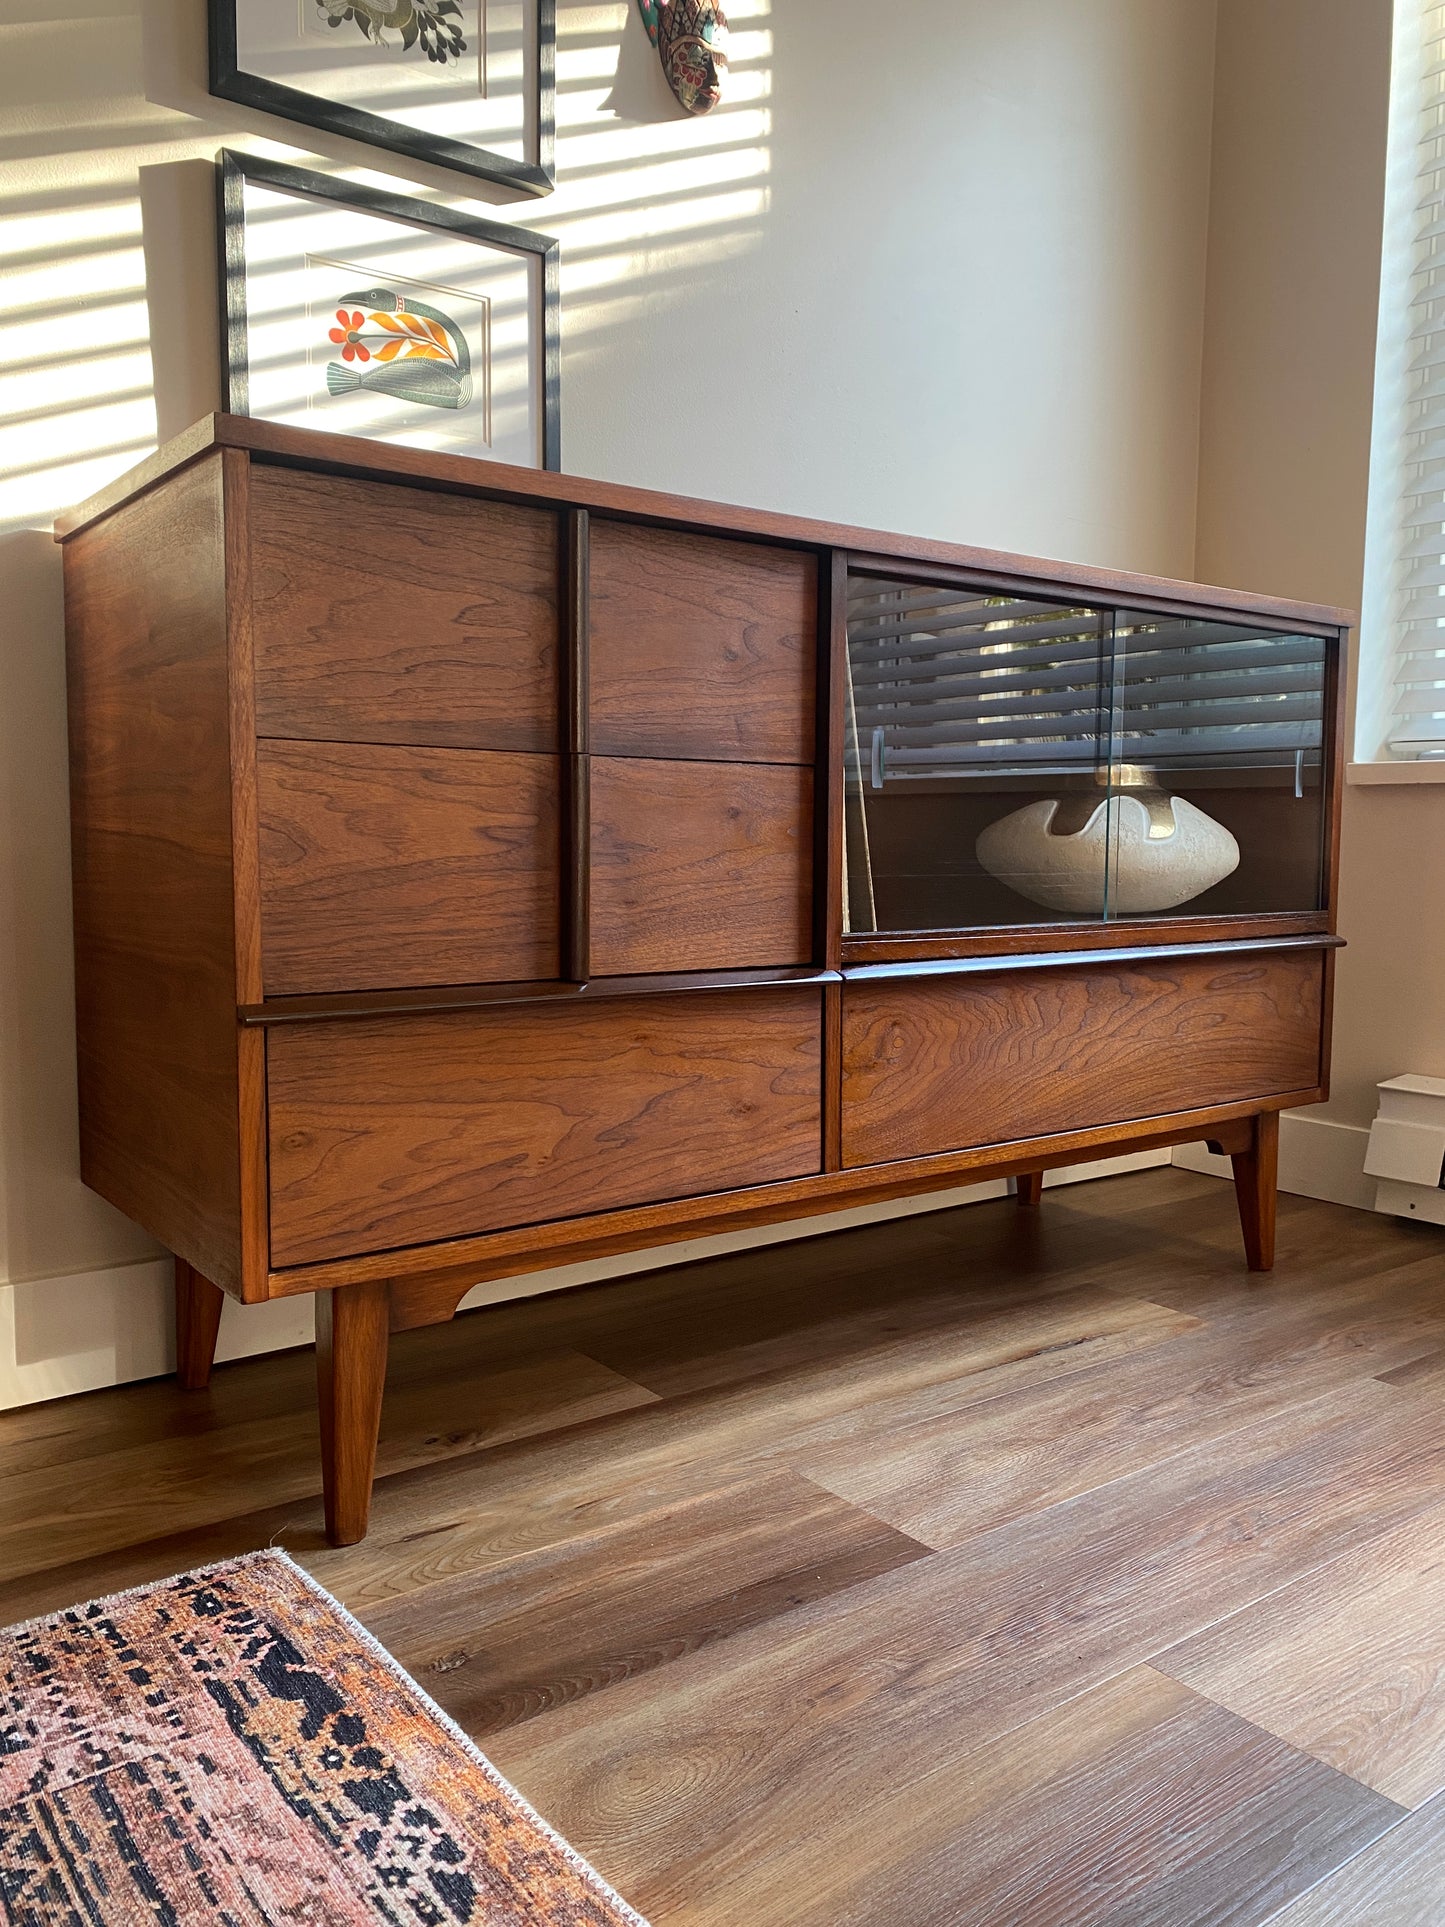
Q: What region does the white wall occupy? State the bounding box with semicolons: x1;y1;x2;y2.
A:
0;0;1219;1406
1174;0;1436;1209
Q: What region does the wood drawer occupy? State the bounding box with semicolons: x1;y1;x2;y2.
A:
250;466;559;751
258;741;559;995
841;951;1324;1168
589;757;813;975
589;521;816;763
267;990;823;1265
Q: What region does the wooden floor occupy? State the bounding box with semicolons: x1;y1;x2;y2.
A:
5;1169;1445;1924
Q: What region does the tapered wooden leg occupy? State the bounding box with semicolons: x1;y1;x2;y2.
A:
174;1258;225;1391
316;1280;391;1548
1015;1171;1044;1208
1230;1111;1279;1273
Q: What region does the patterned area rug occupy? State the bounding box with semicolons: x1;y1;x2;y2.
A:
0;1549;646;1925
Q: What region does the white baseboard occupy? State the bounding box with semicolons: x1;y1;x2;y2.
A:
0;1148;1170;1413
1173;1111;1375;1210
0;1260;315;1412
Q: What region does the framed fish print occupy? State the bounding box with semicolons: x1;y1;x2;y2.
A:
219;152;559;469
210;0;554;197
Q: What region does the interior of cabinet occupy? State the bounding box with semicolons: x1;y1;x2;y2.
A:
842;570;1333;940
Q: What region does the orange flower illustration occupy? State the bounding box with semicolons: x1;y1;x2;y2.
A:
327;309;370;362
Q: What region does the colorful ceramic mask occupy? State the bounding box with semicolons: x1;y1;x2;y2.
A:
641;0;727;114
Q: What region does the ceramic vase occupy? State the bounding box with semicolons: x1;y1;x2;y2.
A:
975;786;1240;916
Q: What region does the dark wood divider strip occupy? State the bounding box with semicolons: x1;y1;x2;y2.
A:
239;965;841;1027
562;507;590;981
240;935;1341;1027
564;508;589;758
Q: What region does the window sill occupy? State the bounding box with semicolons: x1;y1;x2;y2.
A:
1347;761;1445;785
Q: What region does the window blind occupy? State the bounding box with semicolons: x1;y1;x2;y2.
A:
846;577;1324;784
1389;2;1445;753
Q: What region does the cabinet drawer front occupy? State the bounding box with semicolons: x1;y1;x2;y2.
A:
267;990;823;1265
842;952;1324;1168
590;757;813;975
259;741;559;995
250;466;558;751
589;521;816;763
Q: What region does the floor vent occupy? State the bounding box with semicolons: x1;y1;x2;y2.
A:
1364;1074;1445;1224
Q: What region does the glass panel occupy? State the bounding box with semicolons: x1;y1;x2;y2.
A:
843;576;1333;936
1105;615;1329;919
844;575;1116;932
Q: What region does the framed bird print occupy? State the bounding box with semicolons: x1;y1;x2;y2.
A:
219;152;560;468
210;0;555;197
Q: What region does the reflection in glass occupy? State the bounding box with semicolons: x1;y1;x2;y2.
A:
843;573;1329;935
1109;613;1327;920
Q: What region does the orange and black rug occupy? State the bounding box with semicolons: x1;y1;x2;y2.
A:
0;1549;647;1925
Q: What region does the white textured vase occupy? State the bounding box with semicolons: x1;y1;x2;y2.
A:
975;792;1240;915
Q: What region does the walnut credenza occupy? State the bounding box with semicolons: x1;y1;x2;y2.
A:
59;416;1348;1545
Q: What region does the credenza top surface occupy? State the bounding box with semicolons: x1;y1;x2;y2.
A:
53;413;1354;635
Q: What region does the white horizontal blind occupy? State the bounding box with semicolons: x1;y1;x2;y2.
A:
847;577;1324;784
1394;0;1445;751
846;583;1109;779
1112;614;1325;770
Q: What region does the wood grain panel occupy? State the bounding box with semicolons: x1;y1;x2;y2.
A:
842;951;1323;1167
283;1095;1295;1301
250;466;559;751
364;1472;927;1737
1158;1500;1445;1807
488;1382;1433;1920
590;757;813;975
798;1294;1445;1549
1269;1794;1445;1925
588;520;816;763
583;1281;1197;1406
1377;1346;1445;1390
611;1667;1399;1927
489;1379;1440;1920
267;989;823;1265
330;1293;1204;1616
374;1293;1194;1593
257;740;559;995
2;1169;1435;1921
0;1341;655;1593
63;451;248;1294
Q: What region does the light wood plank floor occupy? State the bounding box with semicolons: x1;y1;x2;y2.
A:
5;1168;1445;1924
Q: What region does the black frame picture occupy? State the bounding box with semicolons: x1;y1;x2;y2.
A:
210;0;556;198
219;150;560;471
